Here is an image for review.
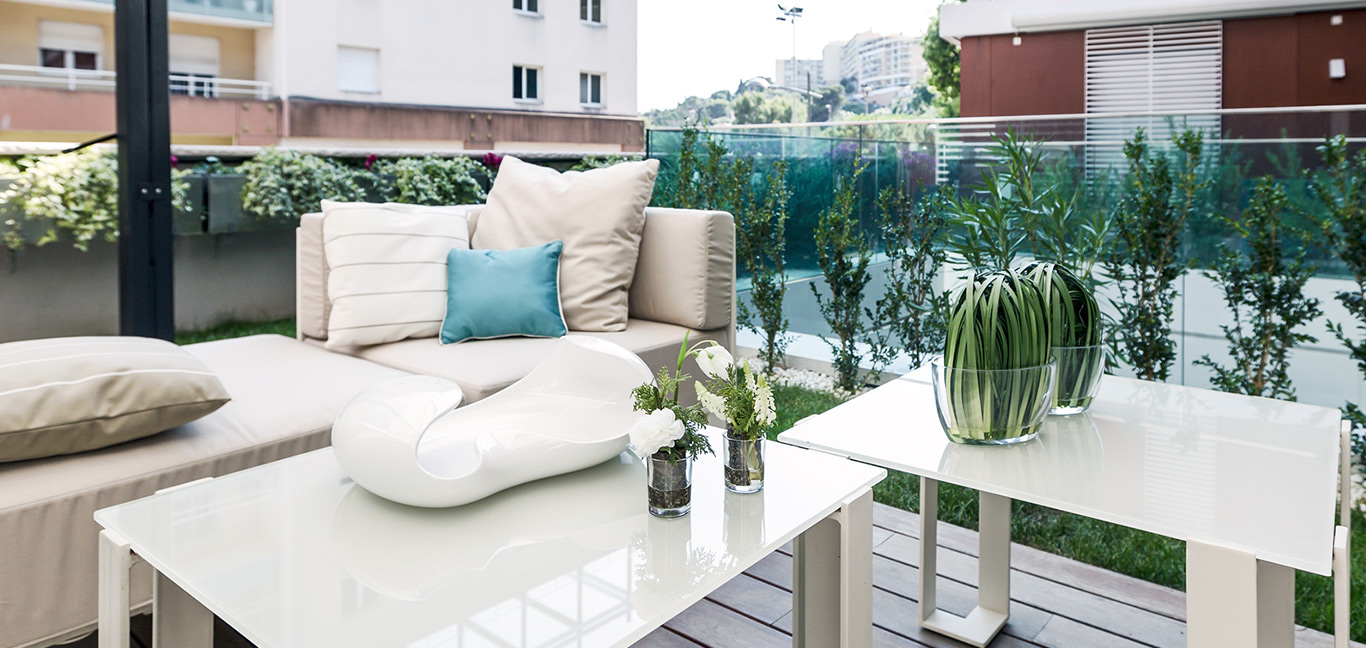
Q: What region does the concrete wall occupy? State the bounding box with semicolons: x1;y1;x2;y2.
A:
0;230;296;342
271;0;638;116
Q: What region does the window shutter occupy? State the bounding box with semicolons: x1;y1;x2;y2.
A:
1084;21;1222;175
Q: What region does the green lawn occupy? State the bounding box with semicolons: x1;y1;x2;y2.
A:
175;321;1363;639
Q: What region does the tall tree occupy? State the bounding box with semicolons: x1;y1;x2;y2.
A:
923;1;965;116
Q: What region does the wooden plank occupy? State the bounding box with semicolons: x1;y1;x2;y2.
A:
1031;616;1154;648
705;573;793;625
631;627;704;647
663;598;792;648
773;588;1045;648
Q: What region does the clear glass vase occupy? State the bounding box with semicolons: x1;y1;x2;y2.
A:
1050;345;1105;415
647;452;693;517
723;428;765;494
930;357;1057;445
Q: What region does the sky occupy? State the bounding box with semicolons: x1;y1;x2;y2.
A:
637;0;944;112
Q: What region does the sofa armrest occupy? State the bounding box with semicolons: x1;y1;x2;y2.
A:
297;212;327;341
629;208;735;333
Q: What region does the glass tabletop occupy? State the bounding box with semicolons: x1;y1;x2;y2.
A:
778;374;1342;575
95;428;885;648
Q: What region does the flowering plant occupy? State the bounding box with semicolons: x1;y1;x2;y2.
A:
692;342;776;441
629;333;712;461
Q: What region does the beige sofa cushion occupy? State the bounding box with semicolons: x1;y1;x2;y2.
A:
629;208;735;331
471;157;658;332
348;319;729;404
321;202;470;349
0;334;409;648
0;336;231;463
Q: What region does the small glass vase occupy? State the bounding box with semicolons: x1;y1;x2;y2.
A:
723;427;765;494
1050;345;1106;415
930;357;1057;445
647;452;693;517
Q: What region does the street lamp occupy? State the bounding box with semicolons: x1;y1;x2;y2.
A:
775;5;810;116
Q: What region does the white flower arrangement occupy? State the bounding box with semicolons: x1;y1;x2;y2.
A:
692;341;776;440
629;333;713;461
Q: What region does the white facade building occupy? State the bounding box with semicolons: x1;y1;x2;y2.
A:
260;0;637;116
836;31;924;96
775;58;825;91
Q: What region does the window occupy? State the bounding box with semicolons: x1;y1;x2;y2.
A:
513;65;540;101
513;0;539;14
580;0;602;23
579;72;602;105
337;46;380;93
169;34;220;97
37;21;102;71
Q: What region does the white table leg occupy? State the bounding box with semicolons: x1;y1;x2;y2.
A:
792;487;874;648
1187;538;1293;648
98;530;134;648
917;477;1010;647
154;571;213;648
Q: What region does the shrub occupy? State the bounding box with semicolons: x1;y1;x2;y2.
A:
737;161;792;374
812;161;873;392
867;184;948;372
240;148;365;223
371;156;486;205
1194;176;1320;400
942;130;1041;271
1106;128;1209;381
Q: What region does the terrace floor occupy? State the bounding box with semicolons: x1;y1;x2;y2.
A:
95;502;1354;648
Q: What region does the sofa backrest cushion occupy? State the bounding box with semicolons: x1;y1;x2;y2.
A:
0;336;231;462
298;205;734;340
471;156;658;332
320;202;471;349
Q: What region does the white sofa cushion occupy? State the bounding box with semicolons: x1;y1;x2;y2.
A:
321;202;470;349
471;157;658;332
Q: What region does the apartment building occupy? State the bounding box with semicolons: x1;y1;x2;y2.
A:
775;58;825;92
793;31;925;107
0;0;643;153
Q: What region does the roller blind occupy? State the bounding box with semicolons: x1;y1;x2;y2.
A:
1084;21;1222;176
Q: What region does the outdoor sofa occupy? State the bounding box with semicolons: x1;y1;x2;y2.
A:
0;205;735;648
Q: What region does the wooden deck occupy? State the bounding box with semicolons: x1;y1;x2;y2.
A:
634;502;1352;648
100;501;1352;648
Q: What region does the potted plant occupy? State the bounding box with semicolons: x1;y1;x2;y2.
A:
933;270;1057;444
1022;262;1104;414
629;336;712;518
692;342;776;493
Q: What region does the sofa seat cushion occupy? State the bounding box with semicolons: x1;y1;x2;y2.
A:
351;319;728;404
0;335;410;648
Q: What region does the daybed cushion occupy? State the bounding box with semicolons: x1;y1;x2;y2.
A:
0;335;409;648
471;157;658;332
349;319;729;404
0;336;230;463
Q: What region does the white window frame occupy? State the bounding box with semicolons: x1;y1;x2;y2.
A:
513;64;542;103
580;0;603;25
579;72;604;107
37;20;103;72
513;0;541;17
336;46;381;94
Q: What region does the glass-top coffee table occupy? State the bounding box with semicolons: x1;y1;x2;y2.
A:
94;427;885;648
778;373;1350;648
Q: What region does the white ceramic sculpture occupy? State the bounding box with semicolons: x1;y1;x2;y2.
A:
332;336;654;507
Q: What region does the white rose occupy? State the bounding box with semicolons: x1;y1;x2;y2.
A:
628;409;686;458
694;344;734;380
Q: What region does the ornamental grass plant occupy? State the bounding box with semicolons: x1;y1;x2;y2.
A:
1022;262;1105;412
937;270;1057;443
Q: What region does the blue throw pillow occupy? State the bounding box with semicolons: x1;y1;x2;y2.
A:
440;241;568;344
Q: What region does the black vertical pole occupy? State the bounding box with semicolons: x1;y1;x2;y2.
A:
115;0;174;340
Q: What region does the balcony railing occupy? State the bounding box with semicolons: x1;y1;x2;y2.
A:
0;64;272;100
64;0;273;24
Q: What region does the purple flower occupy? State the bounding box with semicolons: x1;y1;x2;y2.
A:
364;154;378;170
482;152;504;171
170;155;179;168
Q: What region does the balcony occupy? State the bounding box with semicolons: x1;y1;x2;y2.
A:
0;63;271;99
49;0;274;25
